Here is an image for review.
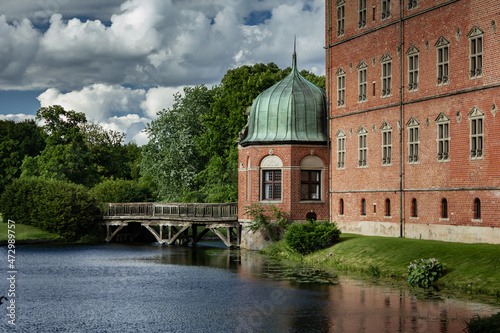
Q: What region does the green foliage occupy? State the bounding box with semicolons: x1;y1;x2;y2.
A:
141;85;212;202
0;177;103;241
464;312;500;333
406;258;446;288
285;220;341;255
21;105;101;187
0;119;46;195
244;203;288;242
91;178;156;203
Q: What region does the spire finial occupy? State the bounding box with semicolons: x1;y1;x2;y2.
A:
292;35;297;70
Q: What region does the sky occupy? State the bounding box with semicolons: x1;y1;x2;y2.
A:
0;0;326;145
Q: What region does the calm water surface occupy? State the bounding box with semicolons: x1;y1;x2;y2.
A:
1;242;499;332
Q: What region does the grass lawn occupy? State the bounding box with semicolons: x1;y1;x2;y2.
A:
0;222;63;243
262;233;500;297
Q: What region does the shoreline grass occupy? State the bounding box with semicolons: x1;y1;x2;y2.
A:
0;222;63;244
261;233;500;298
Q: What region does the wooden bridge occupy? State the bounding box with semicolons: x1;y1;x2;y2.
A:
103;202;240;247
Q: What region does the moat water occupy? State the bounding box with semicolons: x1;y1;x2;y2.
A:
1;242;499;332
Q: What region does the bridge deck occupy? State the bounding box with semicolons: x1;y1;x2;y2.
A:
103;202;240;246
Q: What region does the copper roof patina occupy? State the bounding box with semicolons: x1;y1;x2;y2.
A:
239;53;327;146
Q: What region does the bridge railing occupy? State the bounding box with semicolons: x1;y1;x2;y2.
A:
105;202;238;219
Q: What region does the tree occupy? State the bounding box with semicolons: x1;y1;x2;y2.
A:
21;105;100;187
196;63;288;202
141;85;212;202
0;119;46;194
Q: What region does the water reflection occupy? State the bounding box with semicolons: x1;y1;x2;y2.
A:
0;242;498;333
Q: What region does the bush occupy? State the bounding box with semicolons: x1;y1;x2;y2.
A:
91;178;156;203
285;220;341;255
406;258;445;288
464;312;500;333
244;203;288;241
0;177;103;241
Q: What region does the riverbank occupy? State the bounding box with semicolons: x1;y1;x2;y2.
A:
0;222;64;245
261;233;500;298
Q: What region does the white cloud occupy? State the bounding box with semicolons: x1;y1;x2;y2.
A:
0;0;325;90
104;114;151;145
0;113;35;122
140;86;186;118
37;84;146;122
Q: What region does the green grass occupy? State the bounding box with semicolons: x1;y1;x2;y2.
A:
262;233;500;297
0;222;63;243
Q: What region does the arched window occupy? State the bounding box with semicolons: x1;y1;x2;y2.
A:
260;155;283;201
474;198;481;220
385;198;391;216
411;198;418;217
300;156;324;201
339;198;344;215
361;198;366;216
441;198;448;218
306;212;317;221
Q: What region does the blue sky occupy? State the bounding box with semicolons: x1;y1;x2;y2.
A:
0;0;325;144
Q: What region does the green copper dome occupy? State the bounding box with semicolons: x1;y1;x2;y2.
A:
239;54;327;146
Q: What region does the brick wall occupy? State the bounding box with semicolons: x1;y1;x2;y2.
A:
326;0;500;242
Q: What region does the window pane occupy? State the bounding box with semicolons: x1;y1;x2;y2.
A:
301;184;309;200
311;185;320;200
301;171;309;182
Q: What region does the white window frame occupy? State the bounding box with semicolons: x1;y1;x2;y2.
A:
357;61;368;102
336;68;346;107
381;0;391;20
336;130;346;169
358;0;367;29
381;53;392;97
407;45;419;92
357;126;368;167
468;27;483;78
435;36;450;85
436;113;450;162
407;117;420;164
468;107;484;159
381;121;392;165
336;0;345;37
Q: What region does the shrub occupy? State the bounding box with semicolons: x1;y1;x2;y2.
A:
285;220;341;255
91;178;156;203
0;177;103;241
464;312;500;333
244;203;288;241
406;258;445;288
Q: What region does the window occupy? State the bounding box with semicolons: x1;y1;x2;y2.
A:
468;27;483;78
385;198;391;216
381;121;392;165
339;198;344;215
337;0;345;37
436;113;450;161
337;130;346;169
473;198;481;220
358;61;368;102
358;0;367;28
358;126;368;167
441;198;448;219
468;107;484;159
262;170;281;200
408;0;418;10
306;212;317;221
407;45;419;91
381;0;391;20
301;170;321;200
336;68;346;107
411;198;418;217
361;198;366;216
436;37;449;85
381;54;392;97
407;117;420;163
